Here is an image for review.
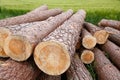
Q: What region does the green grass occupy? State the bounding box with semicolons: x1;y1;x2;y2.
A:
0;0;120;79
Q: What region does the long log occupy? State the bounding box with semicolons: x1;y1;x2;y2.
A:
0;8;62;58
66;54;93;80
34;10;86;75
81;28;96;49
37;73;61;80
93;48;120;80
84;22;109;44
104;27;120;46
3;10;73;61
0;59;40;80
98;19;120;30
80;50;94;64
0;5;48;27
100;40;120;69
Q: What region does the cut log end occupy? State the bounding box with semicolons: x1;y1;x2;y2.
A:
94;30;109;44
34;41;70;75
81;50;94;64
82;35;96;49
0;28;11;57
4;35;32;61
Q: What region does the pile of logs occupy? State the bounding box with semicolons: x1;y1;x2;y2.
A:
0;5;120;80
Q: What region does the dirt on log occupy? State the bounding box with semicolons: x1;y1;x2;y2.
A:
93;48;120;80
34;10;86;75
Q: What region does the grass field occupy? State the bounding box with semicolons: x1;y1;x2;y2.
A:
0;0;120;80
0;0;120;24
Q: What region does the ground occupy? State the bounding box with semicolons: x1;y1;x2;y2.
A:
0;0;120;79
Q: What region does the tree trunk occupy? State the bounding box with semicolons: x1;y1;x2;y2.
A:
0;5;49;27
98;19;120;30
0;59;40;80
93;48;120;80
84;22;109;44
100;40;120;69
104;27;120;46
80;50;94;64
34;10;86;75
81;28;96;49
66;54;93;80
3;10;73;61
0;8;62;58
37;73;61;80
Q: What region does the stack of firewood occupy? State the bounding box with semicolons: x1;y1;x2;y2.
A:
0;5;120;80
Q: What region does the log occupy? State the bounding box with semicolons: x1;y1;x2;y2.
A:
100;40;120;69
81;28;96;49
0;59;40;80
98;19;120;30
37;73;61;80
104;27;120;46
93;48;120;80
0;5;49;27
84;22;109;44
66;54;93;80
0;28;11;57
0;8;62;58
34;10;86;75
80;50;94;64
3;10;73;61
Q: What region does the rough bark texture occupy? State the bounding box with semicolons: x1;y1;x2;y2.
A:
7;9;72;46
93;48;120;80
43;10;86;56
104;27;120;35
37;73;61;80
84;22;102;35
66;54;93;80
0;59;40;80
34;10;86;75
104;27;120;46
4;10;73;61
0;5;49;27
98;19;120;30
81;28;96;49
84;22;109;44
100;40;120;69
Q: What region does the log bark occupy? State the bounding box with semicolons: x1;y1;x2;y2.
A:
84;22;109;44
0;59;40;80
98;19;120;30
37;73;61;80
100;40;120;69
3;10;73;61
34;10;86;75
104;27;120;46
66;54;93;80
93;48;120;80
81;28;96;49
0;5;49;27
80;50;94;64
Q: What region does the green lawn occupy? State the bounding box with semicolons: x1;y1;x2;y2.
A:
0;0;120;80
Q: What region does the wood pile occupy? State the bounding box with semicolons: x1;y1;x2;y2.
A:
0;5;120;80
